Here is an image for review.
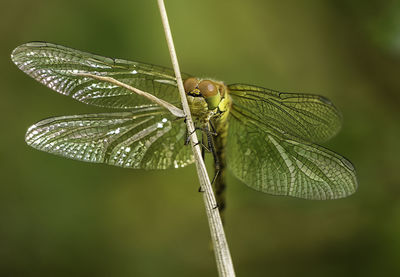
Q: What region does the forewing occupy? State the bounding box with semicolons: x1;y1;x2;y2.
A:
25;106;193;169
228;84;342;143
227;109;357;200
12;42;190;109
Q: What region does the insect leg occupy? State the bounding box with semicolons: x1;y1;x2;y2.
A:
209;120;217;135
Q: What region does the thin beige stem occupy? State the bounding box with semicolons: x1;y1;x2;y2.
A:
76;73;185;118
157;1;236;276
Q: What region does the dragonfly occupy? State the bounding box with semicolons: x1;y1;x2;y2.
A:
11;42;357;214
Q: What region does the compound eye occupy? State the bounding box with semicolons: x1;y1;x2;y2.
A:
183;77;199;93
198;80;218;98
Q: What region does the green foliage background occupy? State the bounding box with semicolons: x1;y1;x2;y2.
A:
1;0;400;276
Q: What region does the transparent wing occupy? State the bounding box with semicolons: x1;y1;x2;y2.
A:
11;42;191;109
25;106;194;169
227;108;357;200
228;84;342;143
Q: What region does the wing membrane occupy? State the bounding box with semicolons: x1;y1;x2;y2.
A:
12;42;190;109
228;84;342;143
227;108;357;200
25;106;194;169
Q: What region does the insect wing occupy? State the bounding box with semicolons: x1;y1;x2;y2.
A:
228;84;342;143
227;108;357;200
12;42;191;109
25;106;194;169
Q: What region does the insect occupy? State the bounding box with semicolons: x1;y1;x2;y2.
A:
11;42;357;214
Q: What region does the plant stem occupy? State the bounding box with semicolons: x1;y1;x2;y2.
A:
157;1;236;276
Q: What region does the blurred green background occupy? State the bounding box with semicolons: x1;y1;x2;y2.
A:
1;0;400;276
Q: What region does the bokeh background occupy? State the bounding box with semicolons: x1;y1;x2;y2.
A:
1;0;400;276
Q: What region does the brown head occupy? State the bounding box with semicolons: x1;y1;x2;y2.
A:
183;77;222;110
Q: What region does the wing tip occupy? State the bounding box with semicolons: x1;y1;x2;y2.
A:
25;124;40;146
11;42;43;58
11;42;59;65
